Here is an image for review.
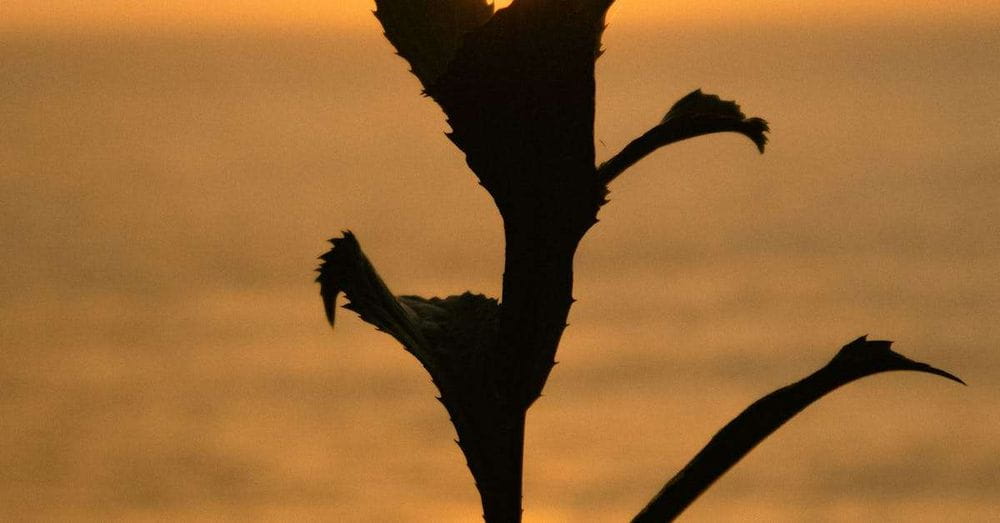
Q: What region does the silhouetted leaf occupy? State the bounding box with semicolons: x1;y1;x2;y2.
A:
315;231;428;352
426;0;613;224
400;292;499;358
317;233;517;516
660;89;769;153
316;232;500;375
598;89;769;185
374;0;495;88
633;336;964;522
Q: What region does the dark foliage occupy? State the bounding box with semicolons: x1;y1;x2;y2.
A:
318;2;964;521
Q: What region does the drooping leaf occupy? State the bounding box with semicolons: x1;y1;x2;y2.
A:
659;89;769;153
317;232;515;516
315;231;428;352
316;232;500;372
598;89;770;185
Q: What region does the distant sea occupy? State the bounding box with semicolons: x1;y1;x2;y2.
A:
2;20;998;521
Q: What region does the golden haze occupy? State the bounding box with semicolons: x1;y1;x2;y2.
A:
2;1;998;521
3;0;1000;32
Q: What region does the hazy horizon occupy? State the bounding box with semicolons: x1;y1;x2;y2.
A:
2;3;998;521
4;0;1000;34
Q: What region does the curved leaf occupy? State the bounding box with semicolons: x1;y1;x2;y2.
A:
633;336;964;522
598;89;769;185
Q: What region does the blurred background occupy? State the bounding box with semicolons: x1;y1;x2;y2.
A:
2;1;998;520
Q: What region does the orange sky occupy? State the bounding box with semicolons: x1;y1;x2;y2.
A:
4;0;999;33
4;1;998;519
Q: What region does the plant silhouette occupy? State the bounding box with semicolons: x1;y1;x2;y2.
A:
316;1;964;521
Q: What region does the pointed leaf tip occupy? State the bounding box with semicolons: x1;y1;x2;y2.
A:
315;230;364;328
916;363;966;386
373;0;495;88
831;336;965;386
634;334;964;522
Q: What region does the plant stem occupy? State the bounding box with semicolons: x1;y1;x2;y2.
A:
474;410;525;523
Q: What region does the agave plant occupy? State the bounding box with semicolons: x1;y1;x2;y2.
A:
316;1;963;521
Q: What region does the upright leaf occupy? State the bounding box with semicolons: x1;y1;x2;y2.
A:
428;0;613;222
374;0;495;88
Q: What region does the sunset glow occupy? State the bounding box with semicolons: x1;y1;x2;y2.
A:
4;0;998;33
3;0;996;520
